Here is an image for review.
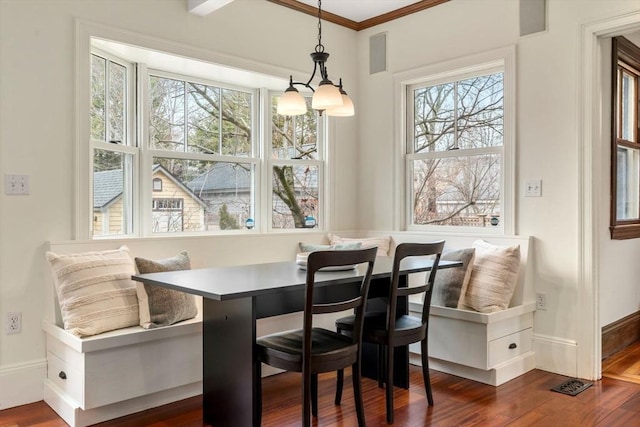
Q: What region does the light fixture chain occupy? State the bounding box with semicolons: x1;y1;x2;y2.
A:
316;0;323;53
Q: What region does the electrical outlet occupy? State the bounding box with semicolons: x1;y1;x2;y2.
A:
6;312;22;334
536;292;547;311
4;174;30;195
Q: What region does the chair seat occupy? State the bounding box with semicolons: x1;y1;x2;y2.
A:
257;327;358;373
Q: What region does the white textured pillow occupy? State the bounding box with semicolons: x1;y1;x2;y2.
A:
462;240;520;313
328;234;391;256
46;246;139;337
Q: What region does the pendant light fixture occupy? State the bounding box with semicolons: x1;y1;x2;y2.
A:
276;0;354;117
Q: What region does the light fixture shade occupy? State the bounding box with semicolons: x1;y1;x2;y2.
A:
277;89;307;116
311;82;343;110
325;93;354;117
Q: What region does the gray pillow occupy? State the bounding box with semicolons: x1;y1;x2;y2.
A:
431;248;476;308
134;251;198;329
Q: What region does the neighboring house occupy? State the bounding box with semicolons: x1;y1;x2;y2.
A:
93;165;207;234
187;162;251;229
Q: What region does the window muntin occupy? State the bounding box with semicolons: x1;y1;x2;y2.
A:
408;71;505;229
269;96;323;230
610;36;640;239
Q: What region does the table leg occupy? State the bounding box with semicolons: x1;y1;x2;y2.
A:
203;297;256;427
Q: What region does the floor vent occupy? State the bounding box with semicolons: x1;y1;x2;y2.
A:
550;378;593;396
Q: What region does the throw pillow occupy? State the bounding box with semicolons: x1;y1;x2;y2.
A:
430;248;476;308
134;251;198;329
298;242;362;252
327;234;391;256
46;246;139;337
462;240;521;313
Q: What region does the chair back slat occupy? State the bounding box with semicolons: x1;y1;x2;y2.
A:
387;241;445;332
313;296;362;315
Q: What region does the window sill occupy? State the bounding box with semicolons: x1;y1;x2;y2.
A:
610;223;640;240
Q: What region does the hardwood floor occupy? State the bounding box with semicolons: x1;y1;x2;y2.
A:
602;341;640;385
2;359;640;427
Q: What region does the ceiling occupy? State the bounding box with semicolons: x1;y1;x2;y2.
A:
265;0;450;31
187;0;450;31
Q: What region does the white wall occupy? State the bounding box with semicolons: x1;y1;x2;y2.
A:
0;0;358;409
354;0;640;377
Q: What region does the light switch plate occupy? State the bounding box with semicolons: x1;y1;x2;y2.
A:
525;179;542;197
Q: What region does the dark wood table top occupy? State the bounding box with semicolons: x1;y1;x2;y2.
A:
132;257;462;301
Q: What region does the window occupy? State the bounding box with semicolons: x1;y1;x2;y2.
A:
610;36;640;239
90;52;135;236
86;34;327;238
403;48;514;233
147;72;257;233
269;95;324;230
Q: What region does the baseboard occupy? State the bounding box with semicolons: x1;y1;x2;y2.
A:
0;359;47;409
532;333;577;377
44;379;202;427
602;311;640;359
411;352;535;386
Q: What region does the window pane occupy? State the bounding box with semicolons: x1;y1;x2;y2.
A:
411;154;500;227
457;73;503;149
413;83;454;153
221;88;252;156
93;149;132;236
272;164;318;229
153;158;254;232
271;96;317;160
90;55;106;141
149;76;185;151
108;61;126;144
616;145;640;221
187;83;220;154
620;70;636;142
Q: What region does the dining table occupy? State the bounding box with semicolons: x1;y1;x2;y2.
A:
132;254;461;427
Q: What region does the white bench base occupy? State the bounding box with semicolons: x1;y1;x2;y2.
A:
43;377;201;427
410;303;536;386
42;317;203;427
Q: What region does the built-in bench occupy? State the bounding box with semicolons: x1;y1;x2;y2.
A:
42;232;533;426
374;232;534;386
42;235;326;427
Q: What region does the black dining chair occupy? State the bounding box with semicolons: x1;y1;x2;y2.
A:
334;241;445;424
255;247;378;427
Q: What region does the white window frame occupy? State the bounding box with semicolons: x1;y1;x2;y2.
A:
393;46;516;235
88;48;138;237
76;21;329;239
265;92;327;232
139;67;260;236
